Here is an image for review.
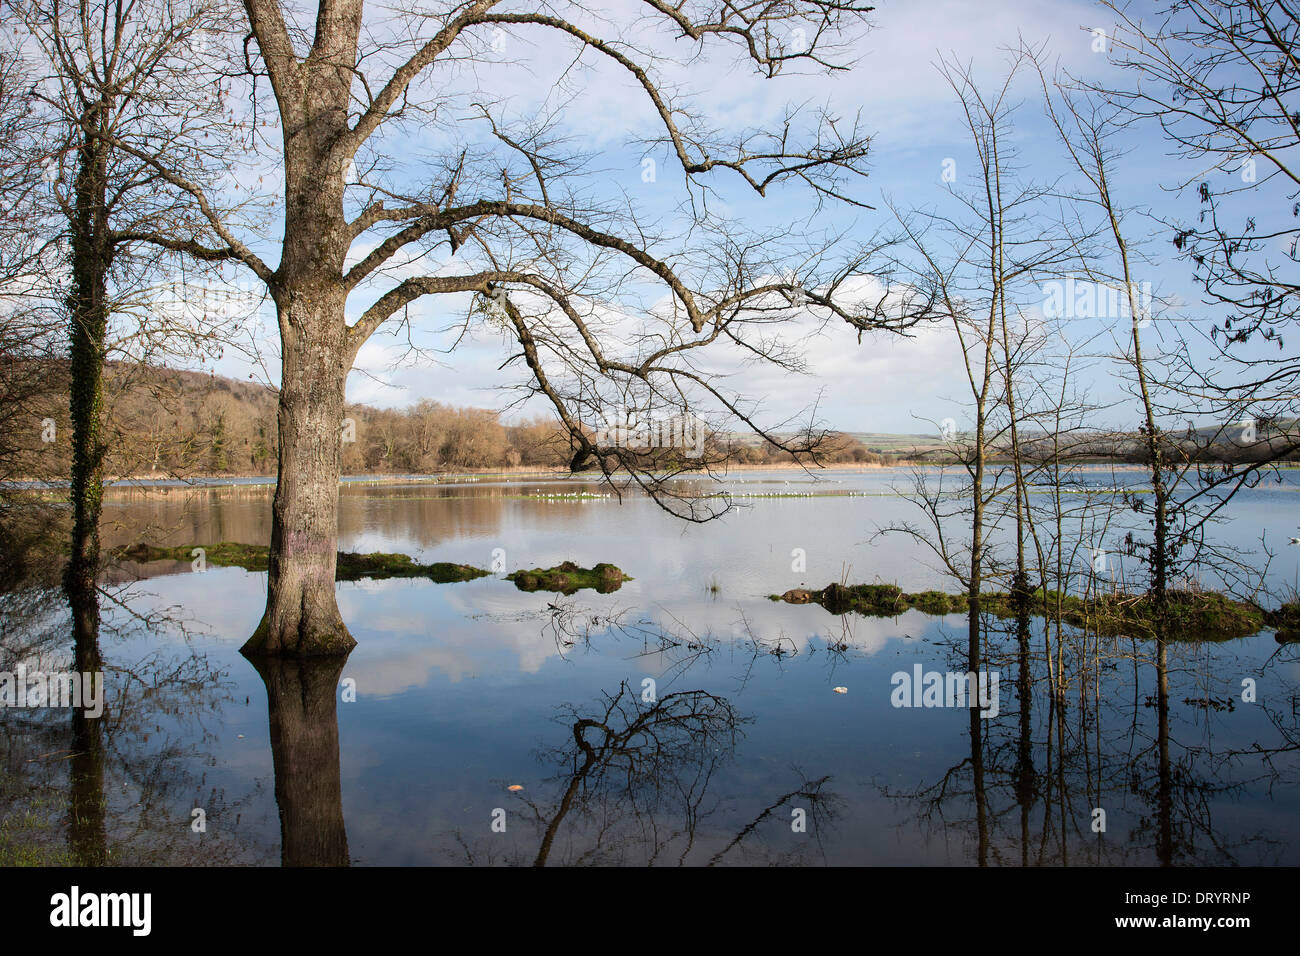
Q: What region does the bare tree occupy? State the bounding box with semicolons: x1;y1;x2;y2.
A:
112;0;932;656
878;50;1076;676
14;0;251;620
1097;0;1300;391
1046;56;1300;624
0;47;69;585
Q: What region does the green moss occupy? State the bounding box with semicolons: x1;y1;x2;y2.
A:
334;551;489;583
119;542;634;593
778;581;1270;641
1264;600;1300;631
116;541;269;571
0;823;71;866
116;542;490;584
910;590;962;615
1154;591;1265;640
507;561;629;594
781;582;954;617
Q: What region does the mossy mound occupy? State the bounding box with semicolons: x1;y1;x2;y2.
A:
117;542;269;571
1267;601;1300;644
1010;589;1262;640
334;551;490;583
775;582;1269;642
116;542;490;583
910;590;963;615
1264;601;1300;631
508;560;629;594
779;583;965;617
1146;590;1265;640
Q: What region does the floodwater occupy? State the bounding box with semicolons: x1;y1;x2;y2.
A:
3;467;1299;865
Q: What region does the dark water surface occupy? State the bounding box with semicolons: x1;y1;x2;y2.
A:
4;467;1299;865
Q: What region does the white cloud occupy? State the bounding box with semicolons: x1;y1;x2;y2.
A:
192;0;1193;434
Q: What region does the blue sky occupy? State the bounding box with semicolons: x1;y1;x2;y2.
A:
186;0;1279;434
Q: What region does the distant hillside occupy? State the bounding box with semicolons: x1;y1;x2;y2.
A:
729;422;1300;465
1;362;896;481
0;360;577;479
845;432;950;456
8;362;1287;484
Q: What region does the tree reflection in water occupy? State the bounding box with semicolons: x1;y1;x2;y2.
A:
446;679;843;866
880;613;1300;865
0;581;268;865
68;581;106;865
8;567;1297;866
248;653;351;866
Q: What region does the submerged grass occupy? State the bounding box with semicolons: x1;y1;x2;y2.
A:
0;772;72;867
116;542;490;584
773;582;1296;642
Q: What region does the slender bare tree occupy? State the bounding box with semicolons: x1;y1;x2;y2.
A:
1046;55;1300;626
878;50;1076;675
14;0;250;622
1097;0;1300;392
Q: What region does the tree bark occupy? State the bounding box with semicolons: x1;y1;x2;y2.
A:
242;288;355;656
65;102;111;604
241;58;357;656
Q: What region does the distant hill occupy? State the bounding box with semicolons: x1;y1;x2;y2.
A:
1;362;896;481
845;432;950;455
726;422;1300;465
5;361;1291;483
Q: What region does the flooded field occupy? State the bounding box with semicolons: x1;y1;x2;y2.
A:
3;467;1299;865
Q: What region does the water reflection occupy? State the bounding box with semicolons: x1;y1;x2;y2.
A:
528;681;741;867
245;658;348;868
2;470;1299;866
68;584;105;866
881;615;1300;865
0;582;269;865
249;654;351;867
443;678;843;866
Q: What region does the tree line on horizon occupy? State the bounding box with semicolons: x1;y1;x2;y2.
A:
1;360;896;480
6;354;1290;485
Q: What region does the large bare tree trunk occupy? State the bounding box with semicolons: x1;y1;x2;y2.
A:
241;65;357;656
228;0;885;655
242;289;354;656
